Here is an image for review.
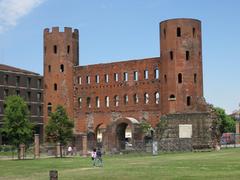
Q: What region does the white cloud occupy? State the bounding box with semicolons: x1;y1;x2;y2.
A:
0;0;45;32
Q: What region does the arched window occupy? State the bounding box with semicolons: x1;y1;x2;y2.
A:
169;94;176;101
96;97;100;108
78;97;82;108
86;76;90;84
194;73;197;83
67;45;70;54
134;71;138;81
144;69;148;79
124;95;128;105
124;72;128;81
164;75;167;83
133;94;139;104
155;92;160;104
114;95;119;107
60;64;64;72
87;97;91;108
105;96;109;107
170;51;173;60
47;102;52;116
95;75;100;84
178;73;182;83
144;93;149;104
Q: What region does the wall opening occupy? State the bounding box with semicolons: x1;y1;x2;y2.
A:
144;93;149;104
155;68;159;79
114;95;119;107
105;74;109;83
192;28;196;37
78;97;82;108
114;73;119;82
48;65;51;72
60;64;64;72
53;45;57;54
134;71;138;81
124;72;128;81
67;45;70;54
164;74;167;83
163;28;166;38
144;70;148;79
169;94;176;101
133;94;139;104
194;73;197;83
54;83;57;91
95;75;99;84
177;27;181;37
187;96;191;106
96;96;100;108
170;51;173;60
178;73;182;83
105;96;109;107
47;102;52;116
124;95;128;105
186;51;190;60
87;97;91;108
155;92;160;104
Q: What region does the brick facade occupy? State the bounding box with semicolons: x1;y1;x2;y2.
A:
43;18;216;152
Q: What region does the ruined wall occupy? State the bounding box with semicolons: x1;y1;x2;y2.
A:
158;112;218;151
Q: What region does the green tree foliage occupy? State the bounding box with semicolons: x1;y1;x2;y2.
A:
1;95;33;159
214;107;235;134
45;105;74;157
155;117;168;140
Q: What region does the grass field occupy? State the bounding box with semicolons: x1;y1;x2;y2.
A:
1;148;240;180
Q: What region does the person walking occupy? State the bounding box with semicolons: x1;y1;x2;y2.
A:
91;148;97;166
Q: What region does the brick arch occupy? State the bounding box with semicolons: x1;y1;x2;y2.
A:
103;117;143;152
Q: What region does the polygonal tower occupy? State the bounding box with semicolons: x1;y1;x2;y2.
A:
160;18;203;115
43;27;79;125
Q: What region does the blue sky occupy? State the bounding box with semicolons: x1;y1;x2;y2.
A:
0;0;239;114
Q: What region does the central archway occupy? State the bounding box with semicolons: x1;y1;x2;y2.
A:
104;117;143;152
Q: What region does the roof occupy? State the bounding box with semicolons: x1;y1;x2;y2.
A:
0;64;40;76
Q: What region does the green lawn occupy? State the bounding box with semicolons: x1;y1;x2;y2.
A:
1;148;240;180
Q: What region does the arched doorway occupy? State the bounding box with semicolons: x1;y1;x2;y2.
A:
95;123;106;148
104;117;142;152
87;131;96;150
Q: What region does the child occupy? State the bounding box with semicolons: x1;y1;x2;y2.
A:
91;148;96;166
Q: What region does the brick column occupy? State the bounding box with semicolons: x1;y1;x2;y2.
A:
82;135;88;157
56;143;61;157
34;134;40;158
19;144;25;159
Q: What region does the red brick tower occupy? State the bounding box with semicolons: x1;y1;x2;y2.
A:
43;27;79;125
160;19;203;114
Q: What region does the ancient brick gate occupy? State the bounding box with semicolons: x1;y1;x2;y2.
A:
103;117;143;153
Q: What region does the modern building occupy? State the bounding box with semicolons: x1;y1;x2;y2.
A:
0;64;44;144
43;18;218;152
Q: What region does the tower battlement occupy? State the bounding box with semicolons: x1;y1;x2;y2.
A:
44;27;79;38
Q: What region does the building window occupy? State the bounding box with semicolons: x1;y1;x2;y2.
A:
133;94;139;104
86;76;90;84
178;73;182;83
27;92;31;101
187;96;191;106
16;76;20;87
54;83;57;91
96;97;100;108
154;68;159;79
27;78;31;88
47;102;52;115
123;72;128;81
105;74;109;83
144;70;148;80
186;51;190;60
28;105;31;114
78;97;82;108
48;65;51;72
163;28;166;38
124;95;128;105
169;94;176;101
164;75;167;83
194;73;197;83
37;106;42;116
134;71;138;81
192;28;196;37
177;27;181;37
4;89;9;97
87;97;91;108
37;92;41;101
4;74;9;84
37;79;42;89
170;51;173;60
16;90;20;96
78;76;82;85
144;93;149;104
60;64;64;72
105;96;109;107
155;92;160;104
114;73;119;82
67;45;70;54
114;95;119;107
95;75;100;84
53;45;57;54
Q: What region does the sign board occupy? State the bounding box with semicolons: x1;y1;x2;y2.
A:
179;124;192;138
152;141;158;155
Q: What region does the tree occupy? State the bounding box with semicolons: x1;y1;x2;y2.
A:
214;107;235;134
45;105;74;157
1;95;33;159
